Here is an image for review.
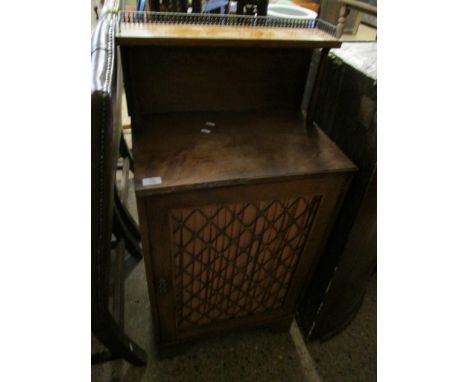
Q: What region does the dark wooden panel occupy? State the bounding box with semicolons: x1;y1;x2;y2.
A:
311;173;376;338
296;46;377;340
126;47;312;114
132;110;356;196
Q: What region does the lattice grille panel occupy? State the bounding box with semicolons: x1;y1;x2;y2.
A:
171;195;322;330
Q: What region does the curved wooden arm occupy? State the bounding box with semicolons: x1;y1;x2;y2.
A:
341;0;377;16
336;0;377;38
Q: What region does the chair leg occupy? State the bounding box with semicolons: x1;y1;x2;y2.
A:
119;131;134;173
92;312;147;366
113;203;142;260
92;351;120;365
114;186;141;242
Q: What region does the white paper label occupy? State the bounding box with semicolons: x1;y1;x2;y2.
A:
205;121;216;127
142;177;162;186
201;128;211;134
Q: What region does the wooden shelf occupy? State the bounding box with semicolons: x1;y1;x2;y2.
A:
133;110;356;196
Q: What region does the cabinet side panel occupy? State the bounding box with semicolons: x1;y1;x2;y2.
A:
145;201;178;342
136;196;161;342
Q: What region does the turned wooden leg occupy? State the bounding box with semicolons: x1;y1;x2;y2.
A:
336;4;351;39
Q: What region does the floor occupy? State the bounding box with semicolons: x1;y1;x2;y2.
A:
307;274;377;382
92;165;376;382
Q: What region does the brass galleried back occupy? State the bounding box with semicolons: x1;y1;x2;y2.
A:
119;11;337;36
171;196;322;330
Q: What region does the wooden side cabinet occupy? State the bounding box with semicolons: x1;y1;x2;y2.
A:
117;12;356;357
132;112;355;356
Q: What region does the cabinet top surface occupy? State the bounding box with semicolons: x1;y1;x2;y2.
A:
133;110;356;196
116;13;341;48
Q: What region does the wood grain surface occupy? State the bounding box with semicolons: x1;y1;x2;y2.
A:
124;46;311;115
132;110;356;196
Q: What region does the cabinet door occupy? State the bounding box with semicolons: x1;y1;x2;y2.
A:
143;175;349;342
